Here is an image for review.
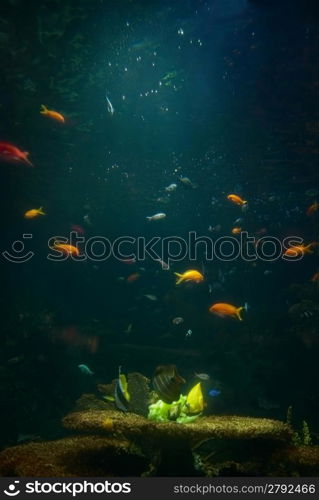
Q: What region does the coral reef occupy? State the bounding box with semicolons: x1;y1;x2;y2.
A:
62;407;292;444
1;394;319;476
0;436;148;477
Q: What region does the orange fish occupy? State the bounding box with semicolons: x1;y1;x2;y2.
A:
51;241;79;256
174;270;204;285
231;227;242;234
126;272;140;283
227;194;247;206
24;207;45;219
40;105;65;123
283;242;318;258
0;142;33;166
209;302;246;321
310;271;319;282
306;202;319;216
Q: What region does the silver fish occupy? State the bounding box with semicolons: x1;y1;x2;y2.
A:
172;316;184;325
156;258;170;270
106;94;114;115
165;183;177;192
144;294;158;301
146;213;166;221
195;372;210;381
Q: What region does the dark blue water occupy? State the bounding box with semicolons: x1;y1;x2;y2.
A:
0;0;319;450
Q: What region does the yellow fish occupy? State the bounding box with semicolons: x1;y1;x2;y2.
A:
186;382;204;414
119;372;130;402
174;270;204;285
24;207;45;219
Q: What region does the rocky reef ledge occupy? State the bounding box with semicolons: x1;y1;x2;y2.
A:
1;398;319;476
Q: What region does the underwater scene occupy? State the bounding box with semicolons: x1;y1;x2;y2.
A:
1;0;319;477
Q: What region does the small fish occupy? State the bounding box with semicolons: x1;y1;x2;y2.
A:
78;364;94;376
172;316;184;325
233;217;243;224
186;382;204;414
126;272;140;283
174;270;204;285
195;372;210;381
209;388;221;397
114;366;130;412
179;176;196;188
165;183;177;192
0;142;33;167
155;258;170;270
255;227;267;236
209;302;247;321
40;104;65;123
311;271;319;283
121;258;136;265
185;329;192;338
231;226;242;234
83;214;92;225
124;323;133;333
144;294;158;301
105;94;114;115
50;241;80;257
24;207;45;219
146;213;166;221
71;224;86;235
208;224;222;232
227;194;247;206
283;242;318;258
306;202;319;216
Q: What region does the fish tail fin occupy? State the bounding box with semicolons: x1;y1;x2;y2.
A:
40;104;47;114
307;242;319;253
146;216;151;221
23;152;34;167
38;207;45;215
174;272;183;285
236;306;244;321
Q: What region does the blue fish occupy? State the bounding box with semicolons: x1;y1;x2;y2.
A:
78;364;94;376
208;388;221;397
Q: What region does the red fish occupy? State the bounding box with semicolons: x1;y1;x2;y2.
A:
0;142;33;166
121;258;136;265
306;202;319;217
71;224;86;235
126;272;140;283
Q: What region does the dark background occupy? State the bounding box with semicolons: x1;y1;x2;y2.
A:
0;0;319;448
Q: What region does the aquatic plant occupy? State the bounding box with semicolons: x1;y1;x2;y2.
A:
301;421;312;446
286;406;312;446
